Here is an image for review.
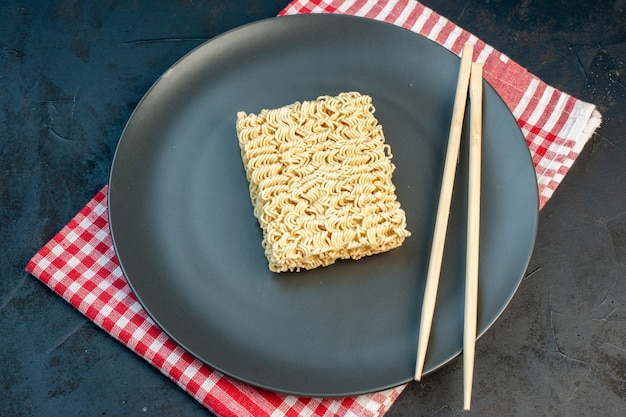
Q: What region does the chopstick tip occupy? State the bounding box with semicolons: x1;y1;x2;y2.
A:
413;361;423;382
464;385;472;410
462;43;474;59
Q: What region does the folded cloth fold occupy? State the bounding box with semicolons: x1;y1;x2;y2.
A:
26;1;601;416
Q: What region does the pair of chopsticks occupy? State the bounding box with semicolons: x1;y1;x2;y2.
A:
414;43;483;411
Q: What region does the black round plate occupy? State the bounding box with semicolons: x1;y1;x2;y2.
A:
109;14;538;397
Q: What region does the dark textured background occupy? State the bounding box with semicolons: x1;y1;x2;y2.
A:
1;1;624;416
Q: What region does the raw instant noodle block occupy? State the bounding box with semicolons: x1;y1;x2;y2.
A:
236;92;410;272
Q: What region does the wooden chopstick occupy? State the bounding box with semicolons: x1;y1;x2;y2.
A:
414;43;474;381
464;62;483;411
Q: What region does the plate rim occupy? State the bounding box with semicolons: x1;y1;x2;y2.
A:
108;13;539;397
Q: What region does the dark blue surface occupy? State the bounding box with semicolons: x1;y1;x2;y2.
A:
1;1;624;416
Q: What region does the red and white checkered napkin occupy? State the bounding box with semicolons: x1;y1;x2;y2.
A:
26;1;601;416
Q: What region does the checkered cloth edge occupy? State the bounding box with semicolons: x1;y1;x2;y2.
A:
26;186;401;417
280;0;601;209
26;1;601;416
